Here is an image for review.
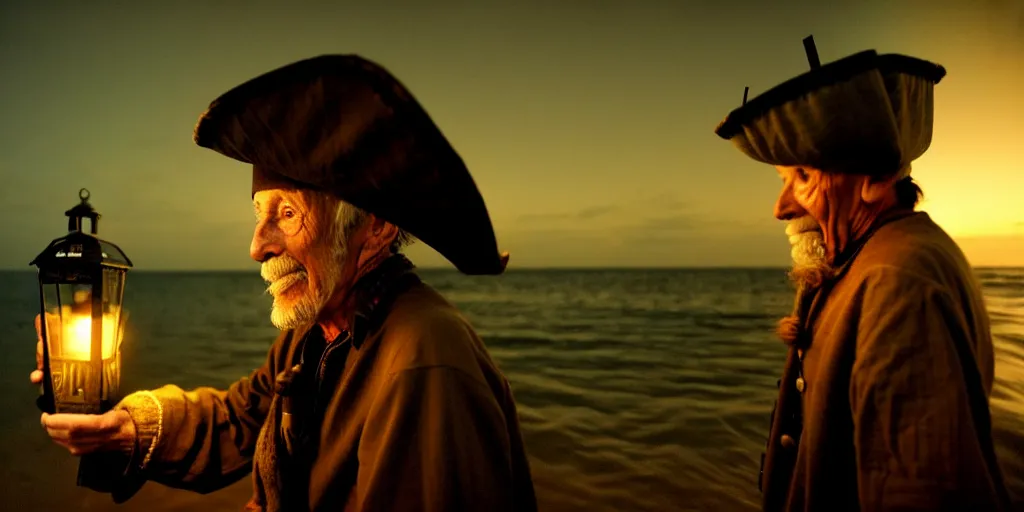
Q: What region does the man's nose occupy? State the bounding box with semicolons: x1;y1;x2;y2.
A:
250;220;284;263
773;183;802;221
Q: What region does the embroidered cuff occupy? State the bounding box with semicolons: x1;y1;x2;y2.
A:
116;390;164;472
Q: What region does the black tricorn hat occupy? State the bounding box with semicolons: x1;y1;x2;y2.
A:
193;54;508;275
715;36;946;176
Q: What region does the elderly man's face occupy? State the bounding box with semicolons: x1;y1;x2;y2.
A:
773;165;844;228
772;165;900;288
772;166;856;288
250;189;355;330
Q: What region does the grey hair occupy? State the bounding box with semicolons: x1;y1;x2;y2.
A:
331;197;415;253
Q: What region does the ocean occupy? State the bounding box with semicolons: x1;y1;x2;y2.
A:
0;268;1021;511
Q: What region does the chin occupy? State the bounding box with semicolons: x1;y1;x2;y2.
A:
270;300;317;330
270;307;301;331
271;285;329;331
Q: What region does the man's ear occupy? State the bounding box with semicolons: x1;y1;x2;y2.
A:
364;216;399;254
860;173;900;204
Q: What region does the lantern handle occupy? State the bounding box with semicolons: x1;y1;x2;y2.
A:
66;188;100;234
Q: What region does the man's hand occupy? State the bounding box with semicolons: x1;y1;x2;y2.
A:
40;409;137;457
33;313;138;457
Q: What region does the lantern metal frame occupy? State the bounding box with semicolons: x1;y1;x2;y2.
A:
30;189;133;415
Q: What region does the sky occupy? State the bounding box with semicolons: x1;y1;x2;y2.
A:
1;0;1021;270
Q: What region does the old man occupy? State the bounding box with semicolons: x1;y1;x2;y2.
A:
33;55;538;511
715;38;1013;511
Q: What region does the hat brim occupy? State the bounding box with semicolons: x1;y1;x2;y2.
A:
194;55;508;275
715;51;946;174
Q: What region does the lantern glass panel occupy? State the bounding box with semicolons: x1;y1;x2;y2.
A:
40;269;127;412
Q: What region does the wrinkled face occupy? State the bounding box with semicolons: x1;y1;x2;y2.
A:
774;167;813;218
773;166;837;288
251;189;354;330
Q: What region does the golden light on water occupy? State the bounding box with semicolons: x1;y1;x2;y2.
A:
58;310;121;361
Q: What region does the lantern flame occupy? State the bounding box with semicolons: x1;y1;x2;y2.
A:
60;311;121;361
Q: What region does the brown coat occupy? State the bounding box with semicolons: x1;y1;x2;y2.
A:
760;212;1013;511
90;260;538;511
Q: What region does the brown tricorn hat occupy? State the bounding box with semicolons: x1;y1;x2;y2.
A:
193;54;508;275
715;37;946;176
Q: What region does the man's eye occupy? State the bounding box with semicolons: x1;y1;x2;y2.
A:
796;168;809;180
282;208;295;219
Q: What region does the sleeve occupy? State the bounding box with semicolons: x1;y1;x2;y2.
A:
848;267;1003;511
84;331;288;501
354;365;516;512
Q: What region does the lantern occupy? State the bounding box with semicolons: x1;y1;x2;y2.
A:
30;188;132;415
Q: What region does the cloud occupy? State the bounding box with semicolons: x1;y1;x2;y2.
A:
512;196;773;243
516;204;617;223
633;213;701;232
628;211;768;237
515;194;689;225
645;193;687;211
474;223;793;268
576;205;617;219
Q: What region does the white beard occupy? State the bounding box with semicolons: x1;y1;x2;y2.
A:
261;244;346;331
785;216;832;290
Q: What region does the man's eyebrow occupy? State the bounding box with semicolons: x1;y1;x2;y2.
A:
279;191;305;208
253;197;278;214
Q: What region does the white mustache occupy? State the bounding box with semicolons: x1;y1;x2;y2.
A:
266;271;307;296
261;255;305;284
785;216;821;237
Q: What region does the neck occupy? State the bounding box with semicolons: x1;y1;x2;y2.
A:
823;200;906;264
318;297;356;343
316;250;394;342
